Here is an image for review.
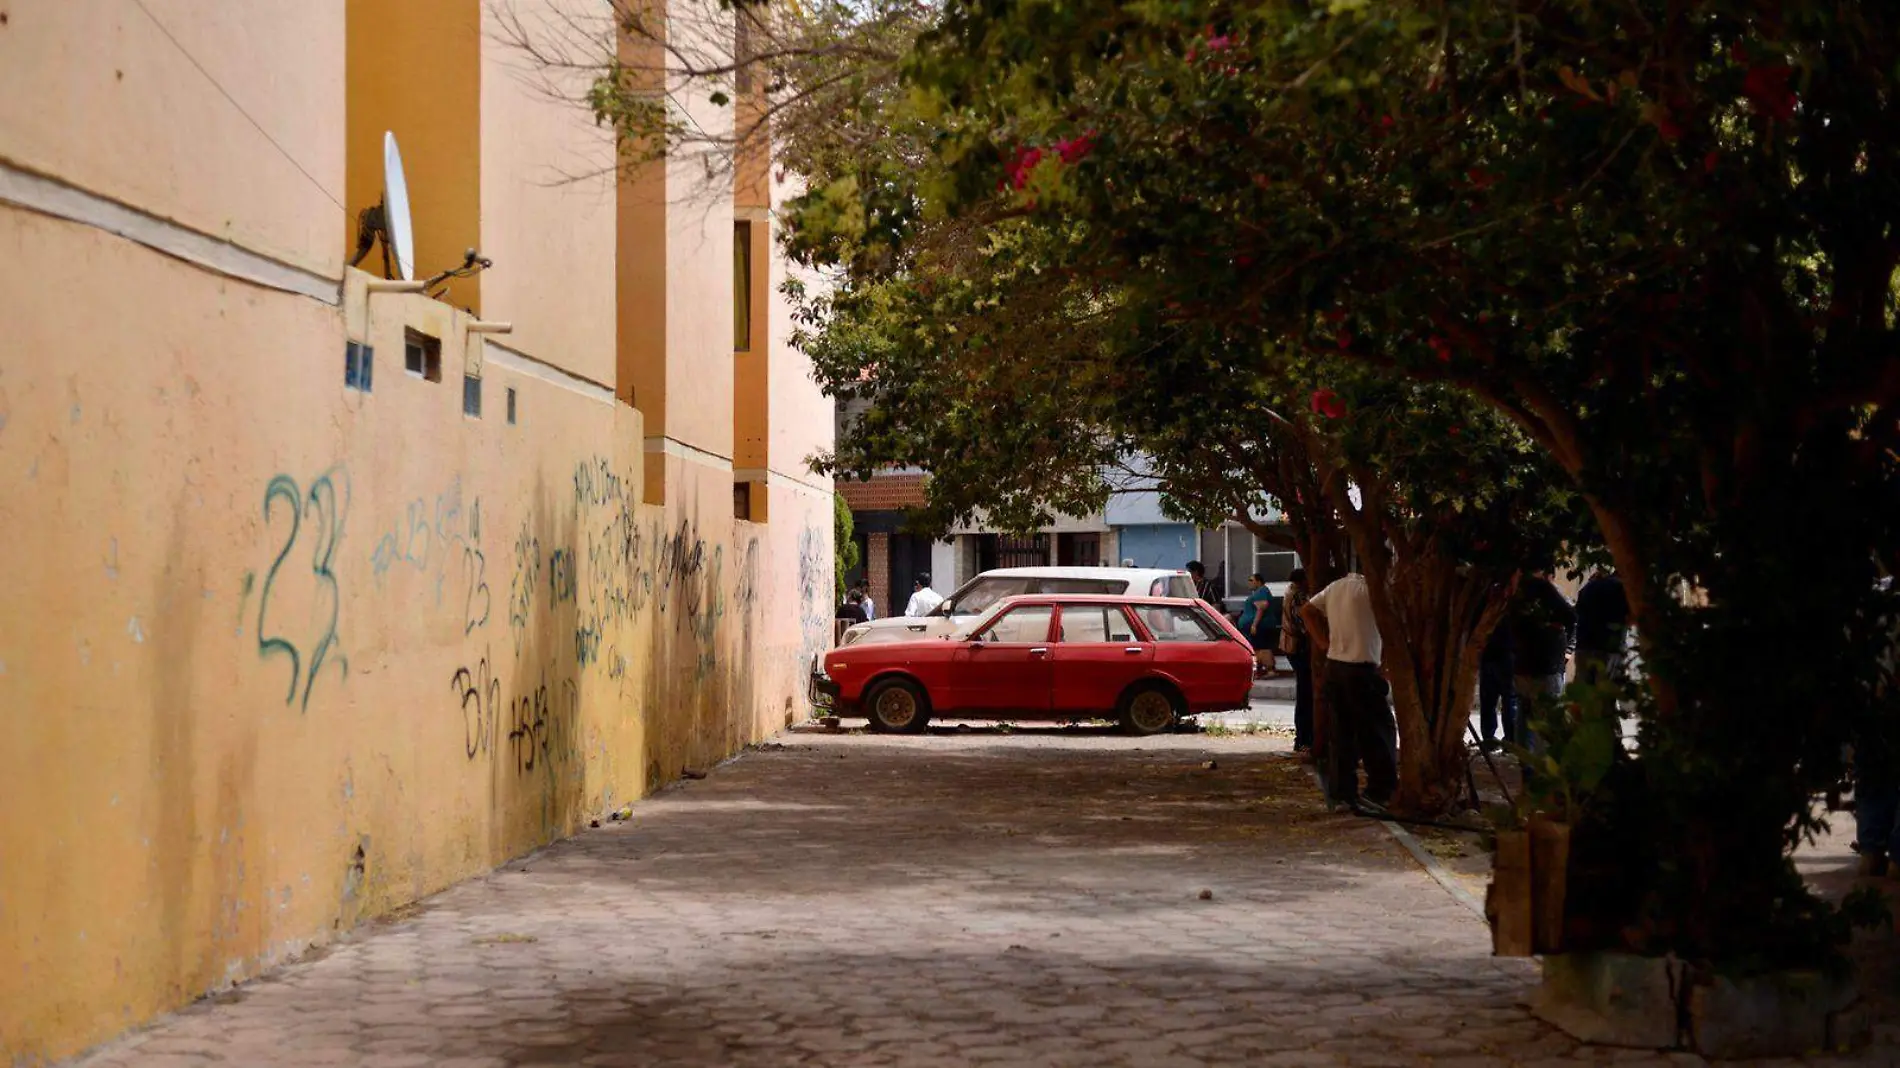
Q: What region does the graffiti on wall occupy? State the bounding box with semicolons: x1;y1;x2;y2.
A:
507;521;540;655
368;477;488;635
248;466;351;712
450;653;501;760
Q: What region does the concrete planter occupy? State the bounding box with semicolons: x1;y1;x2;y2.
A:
1531;952;1867;1057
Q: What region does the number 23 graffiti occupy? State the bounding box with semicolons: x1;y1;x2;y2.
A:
256;468;349;712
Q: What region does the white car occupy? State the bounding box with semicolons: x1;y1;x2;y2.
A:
839;566;1199;647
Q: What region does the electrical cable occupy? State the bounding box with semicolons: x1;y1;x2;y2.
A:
130;0;348;214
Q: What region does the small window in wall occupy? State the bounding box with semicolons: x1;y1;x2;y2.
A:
733;220;752;351
506;387;517;425
405;329;442;382
462;374;482;417
733;481;751;520
344;341;374;392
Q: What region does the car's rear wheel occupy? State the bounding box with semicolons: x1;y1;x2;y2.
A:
864;677;930;733
1118;683;1183;736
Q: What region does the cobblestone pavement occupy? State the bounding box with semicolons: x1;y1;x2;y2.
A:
75;726;1894;1067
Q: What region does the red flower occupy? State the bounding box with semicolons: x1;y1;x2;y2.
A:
1704;150;1719;174
1448;425;1463;437
1053;132;1097;165
1006;146;1045;189
1323;308;1347;324
1743;64;1797;121
1429;335;1453;363
1656;113;1683;141
1310;389;1347;420
1466;168;1498;190
1335;329;1354;350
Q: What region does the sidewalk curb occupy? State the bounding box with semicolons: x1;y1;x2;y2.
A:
1302;766;1486;921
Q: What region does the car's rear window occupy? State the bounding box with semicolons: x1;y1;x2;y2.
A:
1136;605;1223;642
1167;576;1197;599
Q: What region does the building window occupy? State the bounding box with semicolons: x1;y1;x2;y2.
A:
345;341;374;392
1222;525;1300;595
733;481;752;520
405;328;442;382
506;387;517;425
733;220;752;352
462;374;481;417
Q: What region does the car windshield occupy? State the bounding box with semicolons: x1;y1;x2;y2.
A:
951;598;1018;640
942;576;1033;617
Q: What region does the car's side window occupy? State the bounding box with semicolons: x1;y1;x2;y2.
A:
1149;579;1168;597
1136;605;1221;642
980;605;1055;644
1035;578;1121;595
1166;577;1198;600
953;578;1032;616
1059;606;1140;643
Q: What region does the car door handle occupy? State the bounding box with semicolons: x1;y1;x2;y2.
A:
1124;647;1144;655
1029;647;1049;656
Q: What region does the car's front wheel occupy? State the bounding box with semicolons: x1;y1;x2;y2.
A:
864;677;931;733
1117;683;1183;737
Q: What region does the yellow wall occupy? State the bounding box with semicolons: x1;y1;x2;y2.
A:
0;2;834;1063
345;0;482;311
479;0;617;385
0;0;343;275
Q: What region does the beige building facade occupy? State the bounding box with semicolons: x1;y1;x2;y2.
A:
0;3;834;1062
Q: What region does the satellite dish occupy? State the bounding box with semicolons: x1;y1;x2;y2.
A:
348;131;416;281
383;132;415;281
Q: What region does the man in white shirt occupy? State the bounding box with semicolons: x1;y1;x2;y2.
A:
1300;573;1399;814
903;573;944;618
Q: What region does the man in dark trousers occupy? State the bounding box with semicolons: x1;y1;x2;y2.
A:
1509;566;1576;750
1301;572;1399;815
1479;622;1518;750
1573;568;1630;685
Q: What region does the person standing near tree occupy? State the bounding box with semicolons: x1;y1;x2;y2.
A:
1509;565;1576;749
1186;560;1224;612
1300;572;1398;814
1573;568;1629;685
1236;573;1280;679
853;585;877;621
1281;568;1315;756
1478;622;1517;750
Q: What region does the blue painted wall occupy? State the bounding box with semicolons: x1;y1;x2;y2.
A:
1115;524;1198;570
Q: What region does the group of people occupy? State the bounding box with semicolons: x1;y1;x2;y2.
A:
834;573;945;624
1205;561;1629;816
1477;567;1629;751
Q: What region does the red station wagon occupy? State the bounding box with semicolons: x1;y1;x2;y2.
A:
813;595;1256;735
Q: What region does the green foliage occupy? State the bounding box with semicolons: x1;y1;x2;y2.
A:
833;492;860;599
776;0;1900;970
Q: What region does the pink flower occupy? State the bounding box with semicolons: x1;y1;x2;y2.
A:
1006;146;1045;190
1053;132;1097;165
1203;26;1232;51
1310;389;1347;420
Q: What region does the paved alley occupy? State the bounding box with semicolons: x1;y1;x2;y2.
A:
74;729;1887;1067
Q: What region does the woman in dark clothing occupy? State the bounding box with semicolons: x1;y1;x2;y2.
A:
1282;568;1315;755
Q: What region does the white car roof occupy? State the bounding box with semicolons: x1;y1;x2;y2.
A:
966;566;1188;581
